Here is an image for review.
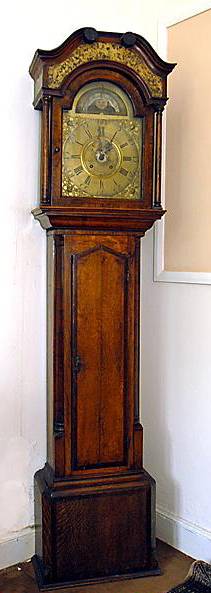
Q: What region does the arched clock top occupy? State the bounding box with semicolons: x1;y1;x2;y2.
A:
29;27;175;109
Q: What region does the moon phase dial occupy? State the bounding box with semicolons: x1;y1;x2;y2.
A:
62;115;142;199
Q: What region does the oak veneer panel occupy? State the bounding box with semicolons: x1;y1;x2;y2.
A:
73;247;127;468
54;488;150;581
63;234;134;475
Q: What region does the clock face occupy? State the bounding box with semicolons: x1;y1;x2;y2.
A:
62;82;143;200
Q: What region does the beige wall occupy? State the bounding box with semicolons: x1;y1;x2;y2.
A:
165;9;211;272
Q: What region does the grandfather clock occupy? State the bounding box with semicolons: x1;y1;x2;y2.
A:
29;27;175;589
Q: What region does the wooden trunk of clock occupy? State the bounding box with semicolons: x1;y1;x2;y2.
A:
29;27;175;590
34;231;159;588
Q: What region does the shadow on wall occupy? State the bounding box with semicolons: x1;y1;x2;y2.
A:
141;229;181;546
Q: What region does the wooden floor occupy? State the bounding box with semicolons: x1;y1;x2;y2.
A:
0;540;193;593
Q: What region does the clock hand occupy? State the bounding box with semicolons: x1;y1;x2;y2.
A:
97;140;113;155
103;140;113;152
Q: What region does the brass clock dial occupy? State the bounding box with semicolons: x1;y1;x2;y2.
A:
62;82;143;200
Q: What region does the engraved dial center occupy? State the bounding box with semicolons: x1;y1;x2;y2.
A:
96;150;107;162
81;138;121;177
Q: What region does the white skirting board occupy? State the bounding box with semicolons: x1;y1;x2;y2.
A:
0;527;35;570
157;507;211;563
0;513;211;570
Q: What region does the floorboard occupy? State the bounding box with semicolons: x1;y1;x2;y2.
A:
0;540;193;593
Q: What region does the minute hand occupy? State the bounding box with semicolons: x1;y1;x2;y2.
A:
98;139;113;153
110;130;118;142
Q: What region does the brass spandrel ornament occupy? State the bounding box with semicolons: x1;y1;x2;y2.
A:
47;42;163;97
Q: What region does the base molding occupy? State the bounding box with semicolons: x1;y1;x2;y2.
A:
1;509;211;572
0;527;35;570
32;554;160;591
157;506;211;562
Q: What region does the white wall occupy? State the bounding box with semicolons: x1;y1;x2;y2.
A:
0;0;210;569
142;228;211;560
141;0;211;562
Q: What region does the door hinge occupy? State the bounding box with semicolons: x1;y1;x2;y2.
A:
54;421;64;438
126;435;131;449
73;354;82;373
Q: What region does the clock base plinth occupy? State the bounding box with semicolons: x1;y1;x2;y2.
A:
32;554;160;591
33;466;160;590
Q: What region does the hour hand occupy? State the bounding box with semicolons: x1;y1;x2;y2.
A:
100;139;113;153
105;140;113;152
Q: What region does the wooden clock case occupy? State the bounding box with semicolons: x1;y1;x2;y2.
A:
29;27;175;590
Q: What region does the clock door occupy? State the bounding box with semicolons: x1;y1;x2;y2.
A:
51;81;144;204
64;234;136;475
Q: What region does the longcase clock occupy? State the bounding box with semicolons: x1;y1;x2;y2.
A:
29;27;175;590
